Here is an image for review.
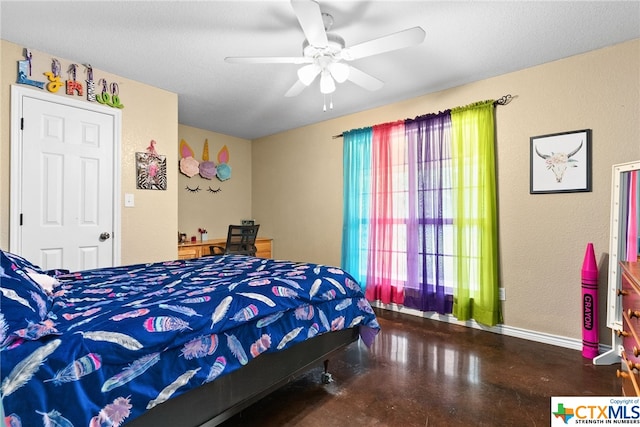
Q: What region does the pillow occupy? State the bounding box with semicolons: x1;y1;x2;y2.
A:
26;270;59;294
0;250;60;295
2;250;46;274
0;250;57;347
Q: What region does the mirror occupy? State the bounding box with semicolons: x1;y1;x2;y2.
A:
594;160;640;365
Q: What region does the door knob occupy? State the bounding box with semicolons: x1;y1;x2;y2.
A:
100;232;111;240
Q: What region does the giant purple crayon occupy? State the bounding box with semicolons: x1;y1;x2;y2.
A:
581;243;599;359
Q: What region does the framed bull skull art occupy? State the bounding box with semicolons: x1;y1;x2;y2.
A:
530;129;592;194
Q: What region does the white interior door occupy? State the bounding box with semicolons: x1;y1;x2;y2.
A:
10;86;121;271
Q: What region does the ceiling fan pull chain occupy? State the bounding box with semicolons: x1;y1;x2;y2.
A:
323;94;327;112
330;94;333;110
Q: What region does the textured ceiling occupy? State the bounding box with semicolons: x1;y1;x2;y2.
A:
2;1;639;140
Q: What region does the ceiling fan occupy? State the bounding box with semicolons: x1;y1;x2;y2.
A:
225;0;426;102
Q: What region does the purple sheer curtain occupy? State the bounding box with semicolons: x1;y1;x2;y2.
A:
404;112;454;313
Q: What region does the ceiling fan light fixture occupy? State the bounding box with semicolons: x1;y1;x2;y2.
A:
297;63;321;86
320;71;336;94
228;1;425;101
328;62;349;83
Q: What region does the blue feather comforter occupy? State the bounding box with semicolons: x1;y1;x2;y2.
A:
0;251;379;427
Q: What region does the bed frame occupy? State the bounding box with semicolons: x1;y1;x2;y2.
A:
126;327;360;427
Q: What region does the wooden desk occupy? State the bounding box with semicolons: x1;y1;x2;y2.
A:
178;237;272;259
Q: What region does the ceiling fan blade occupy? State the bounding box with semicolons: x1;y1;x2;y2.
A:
225;56;312;64
341;26;426;61
291;0;329;47
347;66;384;91
285;80;307;97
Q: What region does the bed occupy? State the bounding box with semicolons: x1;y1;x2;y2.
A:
0;250;379;427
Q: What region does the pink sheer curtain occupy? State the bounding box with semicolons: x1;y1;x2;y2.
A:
627;170;638;262
365;121;406;304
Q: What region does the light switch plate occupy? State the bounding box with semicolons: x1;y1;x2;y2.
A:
124;193;135;207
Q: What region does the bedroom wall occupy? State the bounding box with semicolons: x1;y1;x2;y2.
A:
177;124;252;240
252;39;640;343
0;40;179;264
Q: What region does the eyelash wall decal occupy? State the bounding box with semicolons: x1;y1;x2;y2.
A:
208;186;222;193
185;185;201;193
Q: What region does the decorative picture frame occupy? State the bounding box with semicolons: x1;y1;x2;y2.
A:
530;129;592;194
136;152;167;190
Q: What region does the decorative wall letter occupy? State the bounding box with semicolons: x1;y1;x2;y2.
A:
85;64;96;102
16;48;45;89
65;64;84;96
96;79;125;109
44;58;64;93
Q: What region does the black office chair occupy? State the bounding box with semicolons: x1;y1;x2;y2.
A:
209;224;260;256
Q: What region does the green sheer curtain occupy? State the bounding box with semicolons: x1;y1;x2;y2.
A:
450;100;502;326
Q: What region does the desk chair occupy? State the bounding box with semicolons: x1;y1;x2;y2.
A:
209;224;260;256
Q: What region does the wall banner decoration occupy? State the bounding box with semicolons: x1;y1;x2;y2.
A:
15;48;125;109
179;139;230;194
136;140;167;190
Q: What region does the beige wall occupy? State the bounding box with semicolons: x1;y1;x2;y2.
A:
252;39;640;341
177;124;252;239
0;40;179;264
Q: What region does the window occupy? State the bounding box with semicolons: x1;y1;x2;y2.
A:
342;101;501;326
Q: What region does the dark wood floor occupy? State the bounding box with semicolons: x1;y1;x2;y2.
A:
220;308;620;427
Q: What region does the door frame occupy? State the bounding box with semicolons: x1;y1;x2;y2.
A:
9;85;122;267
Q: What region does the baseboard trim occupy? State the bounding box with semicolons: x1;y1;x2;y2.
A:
371;301;612;356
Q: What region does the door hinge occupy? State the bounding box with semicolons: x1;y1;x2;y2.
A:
20;213;23;226
20;118;24;130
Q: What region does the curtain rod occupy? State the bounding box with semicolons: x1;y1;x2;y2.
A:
331;94;514;139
